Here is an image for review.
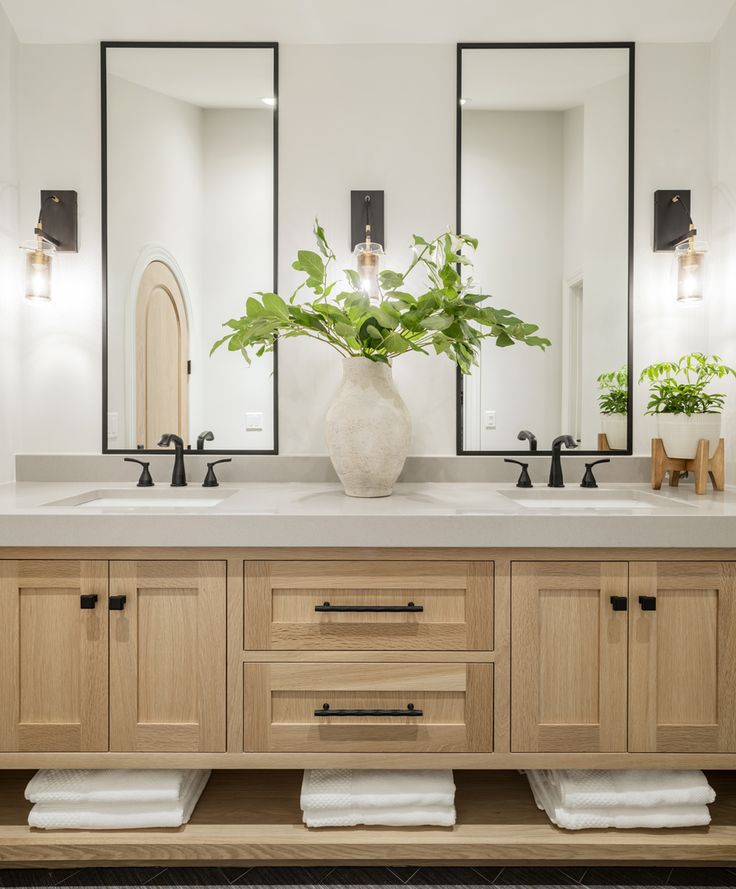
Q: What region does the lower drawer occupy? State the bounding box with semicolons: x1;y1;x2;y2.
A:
243;662;493;753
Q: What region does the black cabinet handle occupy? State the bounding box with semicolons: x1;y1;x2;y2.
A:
314;703;423;717
610;595;628;612
80;594;98;610
315;602;423;613
639;595;657;611
109;595;127;611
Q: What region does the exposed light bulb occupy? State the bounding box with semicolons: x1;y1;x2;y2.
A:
21;235;55;302
354;225;384;304
675;228;707;304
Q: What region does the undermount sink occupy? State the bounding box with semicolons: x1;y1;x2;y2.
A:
498;488;685;510
44;488;237;509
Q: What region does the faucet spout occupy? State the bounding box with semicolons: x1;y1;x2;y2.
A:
158;433;187;487
548;435;577;488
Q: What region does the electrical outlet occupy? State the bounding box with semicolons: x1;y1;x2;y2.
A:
485;411;496;430
245;412;264;431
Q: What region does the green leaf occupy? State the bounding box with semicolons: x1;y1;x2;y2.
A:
292;250;325;283
261;292;289;319
344;269;362;291
419;315;453;331
379;270;405;290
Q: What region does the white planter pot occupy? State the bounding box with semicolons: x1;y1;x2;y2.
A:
325;357;411;497
657;413;722;460
601;414;627;451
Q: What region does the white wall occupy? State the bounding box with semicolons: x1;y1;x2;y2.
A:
462;110;564;450
0;4;19;481
710;4;736;464
202;108;274;449
106;74;205;448
12;40;716;459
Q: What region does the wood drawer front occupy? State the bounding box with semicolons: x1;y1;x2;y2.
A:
244;561;493;651
244;662;493;753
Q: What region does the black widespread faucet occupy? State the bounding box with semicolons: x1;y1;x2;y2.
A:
548;435;577;488
517;430;538;451
158;433;187;487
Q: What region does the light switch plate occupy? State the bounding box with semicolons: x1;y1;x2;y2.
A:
485;411;496;430
246;412;264;431
107;412;118;438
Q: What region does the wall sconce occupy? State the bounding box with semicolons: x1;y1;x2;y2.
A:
653;189;707;303
20;190;78;302
351;191;384;303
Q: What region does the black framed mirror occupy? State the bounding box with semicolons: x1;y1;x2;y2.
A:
456;43;634;457
101;41;279;454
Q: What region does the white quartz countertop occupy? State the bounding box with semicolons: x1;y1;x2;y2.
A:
0;481;734;548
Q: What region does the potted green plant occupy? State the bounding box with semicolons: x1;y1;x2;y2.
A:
597;365;628;450
639;352;736;459
213;221;550;497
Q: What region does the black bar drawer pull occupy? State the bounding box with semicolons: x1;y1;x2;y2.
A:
315;602;423;613
80;594;98;610
610;596;628;612
109;595;127;611
314;703;423;717
639;595;657;611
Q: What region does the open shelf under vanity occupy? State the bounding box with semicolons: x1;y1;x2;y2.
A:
1;770;736;867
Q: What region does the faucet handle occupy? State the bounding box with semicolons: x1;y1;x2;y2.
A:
203;458;232;488
504;458;533;488
581;458;611;489
124;458;154;487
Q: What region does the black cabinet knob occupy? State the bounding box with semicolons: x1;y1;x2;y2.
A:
610;595;628;612
109;595;127;611
639;595;657;611
80;594;98;610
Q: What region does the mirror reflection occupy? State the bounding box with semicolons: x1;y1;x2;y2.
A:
104;44;276;452
459;46;631;453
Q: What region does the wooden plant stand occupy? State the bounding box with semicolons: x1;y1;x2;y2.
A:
651;437;725;495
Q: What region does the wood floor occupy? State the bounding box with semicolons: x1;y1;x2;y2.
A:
1;771;736;866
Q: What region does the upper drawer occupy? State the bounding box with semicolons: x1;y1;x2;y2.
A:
244;561;494;651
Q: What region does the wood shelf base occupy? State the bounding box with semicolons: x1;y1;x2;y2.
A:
651;437;725;495
2;770;736;866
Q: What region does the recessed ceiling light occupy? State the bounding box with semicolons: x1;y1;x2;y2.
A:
261;97;277;107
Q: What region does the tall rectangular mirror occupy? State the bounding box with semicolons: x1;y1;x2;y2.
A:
102;42;278;454
457;43;633;455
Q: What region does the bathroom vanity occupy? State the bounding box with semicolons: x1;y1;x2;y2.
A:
1;480;736;865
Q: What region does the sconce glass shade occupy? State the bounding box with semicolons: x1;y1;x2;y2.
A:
675;237;707;304
21;235;55;302
354;239;384;303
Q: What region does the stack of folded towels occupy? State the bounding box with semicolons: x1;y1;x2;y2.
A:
25;769;211;830
300;769;456;828
526;769;715;830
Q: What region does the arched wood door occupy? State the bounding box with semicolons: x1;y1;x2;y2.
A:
135;261;189;449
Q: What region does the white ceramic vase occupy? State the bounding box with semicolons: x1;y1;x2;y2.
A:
657;413;722;460
325;357;411;498
601;414;627;450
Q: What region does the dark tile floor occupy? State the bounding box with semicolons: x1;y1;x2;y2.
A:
1;867;736;889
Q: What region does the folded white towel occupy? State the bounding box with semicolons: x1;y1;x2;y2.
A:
303;804;456;828
28;770;210;830
25;768;202;804
540;769;716;810
526;770;710;831
300;769;456;811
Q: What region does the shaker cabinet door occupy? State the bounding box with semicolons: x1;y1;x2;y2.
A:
0;560;109;752
511;561;629;753
109;560;227;752
629;562;736;753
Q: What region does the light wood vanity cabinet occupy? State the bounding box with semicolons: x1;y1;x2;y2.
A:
511;560;736;756
1;552;736;763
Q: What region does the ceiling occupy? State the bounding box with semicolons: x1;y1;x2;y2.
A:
462;48;629;111
1;0;734;45
107;47;274;109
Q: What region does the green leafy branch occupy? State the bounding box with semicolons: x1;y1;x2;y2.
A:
212;220;551;374
639;352;736;415
597;365;628;415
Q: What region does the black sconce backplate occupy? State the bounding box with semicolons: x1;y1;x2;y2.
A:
41;190;78;252
351;190;384;251
653;189;691;252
